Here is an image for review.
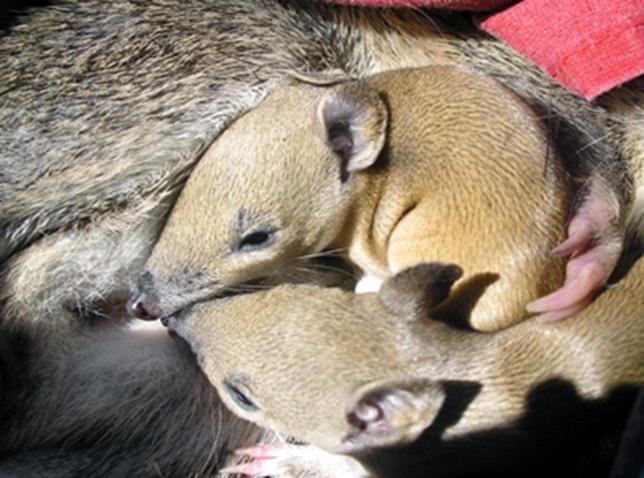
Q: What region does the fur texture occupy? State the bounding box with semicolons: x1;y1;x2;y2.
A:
0;322;273;477
0;1;642;476
1;1;642;329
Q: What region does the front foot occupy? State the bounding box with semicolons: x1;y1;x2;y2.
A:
527;179;624;321
221;444;369;478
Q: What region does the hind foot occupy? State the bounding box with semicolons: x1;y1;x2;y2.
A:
528;179;624;321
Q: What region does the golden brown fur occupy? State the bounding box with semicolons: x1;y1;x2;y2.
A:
4;1;641;330
142;66;570;331
169;257;644;477
1;2;642;475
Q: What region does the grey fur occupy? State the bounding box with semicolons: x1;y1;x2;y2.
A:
1;1;641;327
0;1;642;476
0;0;644;328
0;0;363;259
0;322;270;477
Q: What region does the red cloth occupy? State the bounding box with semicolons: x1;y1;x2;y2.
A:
328;0;511;9
325;0;644;100
481;0;644;99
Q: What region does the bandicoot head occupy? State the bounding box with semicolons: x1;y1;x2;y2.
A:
129;73;388;319
165;256;644;462
129;66;569;325
166;263;462;454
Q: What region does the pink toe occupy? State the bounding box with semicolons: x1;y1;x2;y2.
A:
537;298;591;322
551;219;593;257
235;444;283;459
527;263;601;314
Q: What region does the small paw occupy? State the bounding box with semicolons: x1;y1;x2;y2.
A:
527;180;623;321
220;444;368;478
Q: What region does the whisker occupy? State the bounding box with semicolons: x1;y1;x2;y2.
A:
575;134;612;156
293;248;348;261
303;262;358;280
289;261;358;281
407;6;446;40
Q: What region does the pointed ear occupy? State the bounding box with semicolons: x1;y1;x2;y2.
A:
378;262;463;318
344;378;445;450
316;82;388;182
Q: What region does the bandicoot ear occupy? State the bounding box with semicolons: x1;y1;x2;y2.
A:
316;81;388;182
378;262;464;318
343;378;445;451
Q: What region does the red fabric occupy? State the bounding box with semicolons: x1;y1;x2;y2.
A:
328;0;511;10
481;0;644;99
324;0;644;100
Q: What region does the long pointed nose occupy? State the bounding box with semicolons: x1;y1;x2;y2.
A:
126;292;161;320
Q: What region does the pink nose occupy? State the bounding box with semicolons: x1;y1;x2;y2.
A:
126;293;159;320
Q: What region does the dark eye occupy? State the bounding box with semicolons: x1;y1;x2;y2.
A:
223;380;259;412
236;230;275;252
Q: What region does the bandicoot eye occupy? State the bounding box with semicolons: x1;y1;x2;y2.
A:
223;380;259;412
236;230;275;253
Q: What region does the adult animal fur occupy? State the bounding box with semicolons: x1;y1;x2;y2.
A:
1;1;643;476
0;321;271;477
